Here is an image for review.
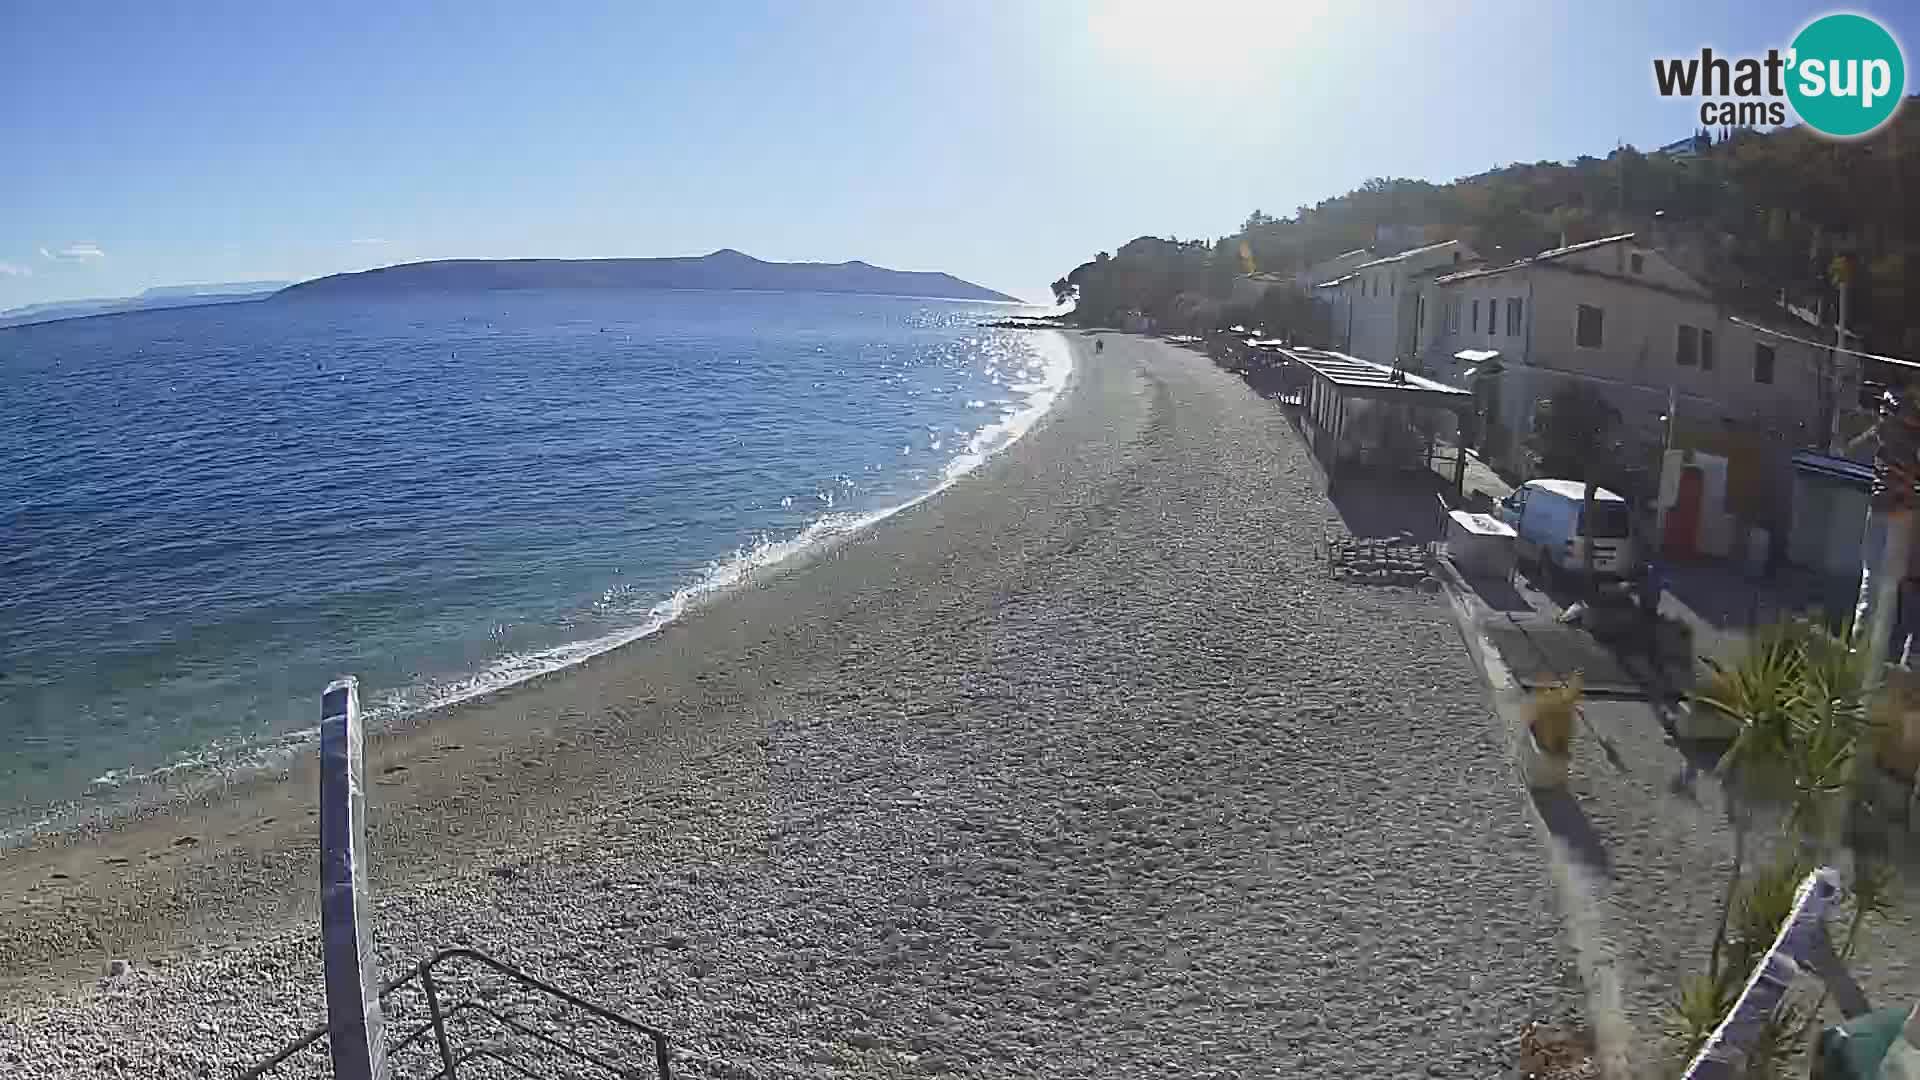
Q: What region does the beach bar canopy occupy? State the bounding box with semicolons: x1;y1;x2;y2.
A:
1281;346;1475;490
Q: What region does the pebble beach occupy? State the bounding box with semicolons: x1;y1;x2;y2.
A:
0;333;1579;1078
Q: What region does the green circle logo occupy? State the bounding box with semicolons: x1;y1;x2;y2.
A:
1787;13;1905;137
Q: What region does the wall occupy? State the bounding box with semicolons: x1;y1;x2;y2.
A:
1429;274;1529;363
1345;270;1406;365
1526;270;1827;428
1345;243;1473;368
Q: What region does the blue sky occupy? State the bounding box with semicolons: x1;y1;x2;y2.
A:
2;0;1912;307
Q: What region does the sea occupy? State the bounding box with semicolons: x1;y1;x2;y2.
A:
0;289;1066;841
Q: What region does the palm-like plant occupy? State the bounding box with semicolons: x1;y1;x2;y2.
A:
1674;618;1883;1074
1695;619;1874;832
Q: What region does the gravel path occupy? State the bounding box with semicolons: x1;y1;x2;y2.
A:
0;334;1577;1078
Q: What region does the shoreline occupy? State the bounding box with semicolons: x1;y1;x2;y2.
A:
0;328;1073;856
2;333;1574;1078
0;332;1084;1004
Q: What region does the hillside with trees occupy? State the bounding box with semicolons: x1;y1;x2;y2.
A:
1054;104;1918;357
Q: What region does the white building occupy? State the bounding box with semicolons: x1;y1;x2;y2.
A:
1414;233;1833;484
1326;239;1478;367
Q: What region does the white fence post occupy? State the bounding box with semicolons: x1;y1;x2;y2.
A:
320;677;386;1080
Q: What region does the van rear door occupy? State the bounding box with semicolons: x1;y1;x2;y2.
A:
1574;499;1632;573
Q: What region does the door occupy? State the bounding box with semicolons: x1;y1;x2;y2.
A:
1664;466;1704;558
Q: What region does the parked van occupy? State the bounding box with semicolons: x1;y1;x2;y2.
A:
1498;479;1638;582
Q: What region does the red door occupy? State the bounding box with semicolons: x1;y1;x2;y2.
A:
1664;466;1704;558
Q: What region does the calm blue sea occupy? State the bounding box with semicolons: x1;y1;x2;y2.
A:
0;290;1065;838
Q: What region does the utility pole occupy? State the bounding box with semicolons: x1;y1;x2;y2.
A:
1852;383;1918;841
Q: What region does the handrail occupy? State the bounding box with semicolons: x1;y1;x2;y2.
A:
1680;868;1865;1078
242;946;672;1079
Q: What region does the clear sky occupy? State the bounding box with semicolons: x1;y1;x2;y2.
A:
2;0;1913;308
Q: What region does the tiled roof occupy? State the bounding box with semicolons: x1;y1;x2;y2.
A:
1434;233;1636;285
1351;239;1467;271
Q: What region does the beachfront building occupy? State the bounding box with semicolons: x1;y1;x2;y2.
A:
1414;233;1838;558
1419;234;1831;471
1329;240;1478;368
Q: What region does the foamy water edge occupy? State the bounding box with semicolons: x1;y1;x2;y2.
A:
1;330;1075;849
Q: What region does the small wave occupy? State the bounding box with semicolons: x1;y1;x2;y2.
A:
10;330;1074;848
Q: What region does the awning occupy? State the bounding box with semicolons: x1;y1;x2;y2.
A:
1453;349;1501;363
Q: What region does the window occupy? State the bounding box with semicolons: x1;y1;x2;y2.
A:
1677;324;1698;366
1701;328;1714;370
1416;294;1424;331
1631;253;1645;274
1578;502;1631;539
1449;297;1460;332
1389;277;1395;297
1471;299;1480;332
1575;304;1603;348
1507;297;1523;335
1755;343;1776;384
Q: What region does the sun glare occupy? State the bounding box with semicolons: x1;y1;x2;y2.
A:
1088;0;1332;87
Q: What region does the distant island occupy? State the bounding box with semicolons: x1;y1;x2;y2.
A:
0;281;288;329
277;249;1020;303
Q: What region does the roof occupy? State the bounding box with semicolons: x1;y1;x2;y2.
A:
1304;248;1375;272
1434;233;1637;285
1351;239;1466;271
1280;346;1473;398
1792;450;1874;488
1523;478;1627;503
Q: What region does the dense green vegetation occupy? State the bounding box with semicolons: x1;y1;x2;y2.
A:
1057;106;1918;356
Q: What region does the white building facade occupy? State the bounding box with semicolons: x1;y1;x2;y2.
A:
1328;240;1478;368
1415;233;1833;477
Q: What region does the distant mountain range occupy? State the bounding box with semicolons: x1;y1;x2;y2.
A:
0;252;1019;331
277;250;1020;303
0;281;288;329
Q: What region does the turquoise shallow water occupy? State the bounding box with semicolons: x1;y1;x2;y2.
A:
0;288;1064;835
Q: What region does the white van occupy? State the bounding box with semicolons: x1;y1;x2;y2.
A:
1498;479;1638;582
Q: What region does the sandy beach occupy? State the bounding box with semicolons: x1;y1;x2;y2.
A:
0;333;1575;1077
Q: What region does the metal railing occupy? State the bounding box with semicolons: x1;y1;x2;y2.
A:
1680;868;1868;1079
242;947;672;1080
